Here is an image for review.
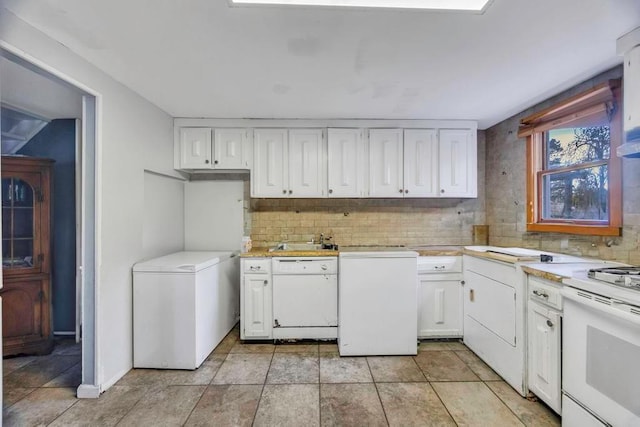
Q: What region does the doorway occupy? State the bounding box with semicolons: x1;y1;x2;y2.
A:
0;47;98;399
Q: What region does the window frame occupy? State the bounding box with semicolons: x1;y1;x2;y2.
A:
521;80;622;236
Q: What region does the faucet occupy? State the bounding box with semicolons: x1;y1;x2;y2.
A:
319;233;324;245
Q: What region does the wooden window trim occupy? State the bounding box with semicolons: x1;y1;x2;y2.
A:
524;81;622;236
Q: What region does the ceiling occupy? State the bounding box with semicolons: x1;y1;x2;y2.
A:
3;0;639;129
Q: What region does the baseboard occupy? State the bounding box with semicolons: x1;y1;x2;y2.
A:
76;384;100;399
100;365;132;392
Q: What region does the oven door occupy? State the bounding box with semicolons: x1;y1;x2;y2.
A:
562;289;640;426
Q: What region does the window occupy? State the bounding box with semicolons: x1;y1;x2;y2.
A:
519;80;622;236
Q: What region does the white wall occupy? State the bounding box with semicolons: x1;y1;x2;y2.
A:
143;172;185;260
185;180;244;251
1;9;182;391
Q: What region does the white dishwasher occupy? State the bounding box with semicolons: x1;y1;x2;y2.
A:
338;248;418;356
272;257;338;339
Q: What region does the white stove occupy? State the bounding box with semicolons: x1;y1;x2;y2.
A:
565;267;640;306
562;267;640;426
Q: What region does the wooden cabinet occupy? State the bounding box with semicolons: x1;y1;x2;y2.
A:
327;128;365;197
404;129;439;197
178;127;251;170
368;129;404;197
179;127;212;169
368;128;476;198
439;129;477;197
252;129;288;197
288;129;325;197
417;256;463;338
527;276;562;414
1;156;54;356
240;258;272;339
252;128;325;198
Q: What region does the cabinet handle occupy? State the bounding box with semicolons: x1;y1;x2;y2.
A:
405;189;409;194
329;189;333;194
533;290;549;298
283;190;287;194
441;189;445;193
460;280;465;285
399;189;403;193
263;280;268;286
546;319;554;328
289;190;293;194
469;289;475;302
214;160;219;165
205;159;210;164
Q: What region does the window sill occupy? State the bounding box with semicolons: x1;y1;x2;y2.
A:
527;222;621;236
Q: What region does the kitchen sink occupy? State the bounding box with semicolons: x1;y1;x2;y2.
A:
270;242;338;251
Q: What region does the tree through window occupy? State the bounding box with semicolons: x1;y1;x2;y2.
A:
519;80;622;236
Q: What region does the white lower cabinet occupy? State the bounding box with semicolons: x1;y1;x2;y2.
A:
527;276;562;414
417;256;463;338
241;258;272;339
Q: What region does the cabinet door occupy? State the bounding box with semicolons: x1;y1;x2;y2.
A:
179;128;213;169
1;278;48;346
327;128;364;197
404;129;438;197
253;129;288;197
418;277;463;338
214;128;248;169
368;129;404;197
528;302;561;413
243;274;272;338
439;129;477;197
288;129;325;197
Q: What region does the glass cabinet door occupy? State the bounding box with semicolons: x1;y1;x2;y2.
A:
2;175;37;271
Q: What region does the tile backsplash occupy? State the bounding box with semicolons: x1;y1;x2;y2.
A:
249;197;485;247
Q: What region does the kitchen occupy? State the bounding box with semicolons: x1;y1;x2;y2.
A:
1;0;640;425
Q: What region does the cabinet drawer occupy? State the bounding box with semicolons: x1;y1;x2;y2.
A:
418;256;462;273
243;259;271;274
528;276;562;310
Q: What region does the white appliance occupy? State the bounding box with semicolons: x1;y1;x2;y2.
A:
562;268;640;426
272;257;338;339
132;251;239;369
338;248;418;356
462;248;601;397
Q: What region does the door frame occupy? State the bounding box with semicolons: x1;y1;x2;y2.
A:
0;43;101;398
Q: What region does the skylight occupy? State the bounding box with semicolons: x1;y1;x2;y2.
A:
230;0;491;11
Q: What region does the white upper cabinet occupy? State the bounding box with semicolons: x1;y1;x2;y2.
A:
252;128;325;198
327;128;365;197
177;127;251;170
214;128;251;169
289;129;325;198
439;129;477;198
368;129;404;197
253;129;288;197
404;129;439;197
179;127;212;169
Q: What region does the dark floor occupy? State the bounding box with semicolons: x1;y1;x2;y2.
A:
2;328;560;426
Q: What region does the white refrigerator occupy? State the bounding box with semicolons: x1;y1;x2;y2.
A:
132;251;239;369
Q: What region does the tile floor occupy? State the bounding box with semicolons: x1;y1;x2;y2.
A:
3;327;561;426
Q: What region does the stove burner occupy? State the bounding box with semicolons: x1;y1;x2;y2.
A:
588;267;640;276
588;267;640;291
